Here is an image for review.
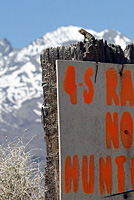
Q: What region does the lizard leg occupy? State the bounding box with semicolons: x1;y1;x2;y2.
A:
84;36;86;43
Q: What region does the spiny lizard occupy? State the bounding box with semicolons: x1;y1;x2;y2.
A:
78;28;99;83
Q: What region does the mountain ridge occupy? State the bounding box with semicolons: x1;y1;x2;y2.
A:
1;26;133;57
0;25;134;164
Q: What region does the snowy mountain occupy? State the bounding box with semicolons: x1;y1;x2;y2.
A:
0;25;133;164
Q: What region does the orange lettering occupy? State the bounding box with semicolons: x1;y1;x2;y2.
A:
120;69;134;106
106;68;119;105
64;155;79;193
82;155;94;194
120;112;133;149
63;65;77;104
106;112;119;149
115;155;126;193
99;156;112;195
83;67;94;104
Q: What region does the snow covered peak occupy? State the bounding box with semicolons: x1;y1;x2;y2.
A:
0;38;13;56
0;25;133;113
17;26;134;60
1;26;133;60
40;26;134;50
92;28;133;50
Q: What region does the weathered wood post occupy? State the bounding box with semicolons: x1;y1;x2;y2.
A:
40;39;134;199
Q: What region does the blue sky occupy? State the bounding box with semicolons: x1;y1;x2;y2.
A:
0;0;133;49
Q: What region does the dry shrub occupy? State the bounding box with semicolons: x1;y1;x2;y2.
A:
0;134;45;200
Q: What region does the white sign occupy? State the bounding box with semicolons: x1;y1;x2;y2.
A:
56;60;134;199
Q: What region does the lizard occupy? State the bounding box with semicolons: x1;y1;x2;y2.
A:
78;28;99;83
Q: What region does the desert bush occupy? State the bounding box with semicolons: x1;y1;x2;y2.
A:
0;135;45;200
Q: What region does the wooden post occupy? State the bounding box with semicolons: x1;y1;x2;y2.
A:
40;40;134;200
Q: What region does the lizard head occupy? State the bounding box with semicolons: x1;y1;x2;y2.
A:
78;28;86;35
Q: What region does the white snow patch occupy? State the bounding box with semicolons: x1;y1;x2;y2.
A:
35;119;41;123
33;109;41;116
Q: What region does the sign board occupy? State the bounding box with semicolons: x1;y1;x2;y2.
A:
56;60;134;199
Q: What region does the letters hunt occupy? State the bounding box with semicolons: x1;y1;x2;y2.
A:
63;65;134;195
